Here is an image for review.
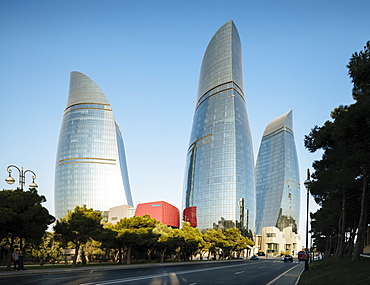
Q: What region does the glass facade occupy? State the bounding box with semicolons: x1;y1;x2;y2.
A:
255;110;300;235
54;71;133;220
183;20;255;236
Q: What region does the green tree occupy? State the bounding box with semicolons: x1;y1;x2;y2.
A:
221;228;238;259
203;228;225;260
309;198;340;257
31;232;63;265
346;42;370;260
348;41;370;100
304;136;355;259
223;227;254;259
177;222;203;261
0;188;55;270
305;102;369;261
53;205;104;266
99;226;118;262
153;223;177;262
112;215;158;264
167;228;186;261
304;41;370;261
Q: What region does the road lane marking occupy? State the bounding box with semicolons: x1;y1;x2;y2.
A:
265;263;301;285
235;271;245;274
80;262;264;285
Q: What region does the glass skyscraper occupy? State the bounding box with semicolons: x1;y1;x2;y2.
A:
183;20;255;235
255;110;300;235
54;71;133;220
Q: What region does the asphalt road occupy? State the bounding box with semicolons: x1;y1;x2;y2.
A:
0;259;304;285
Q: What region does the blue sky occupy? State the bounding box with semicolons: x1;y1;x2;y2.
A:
1;0;369;244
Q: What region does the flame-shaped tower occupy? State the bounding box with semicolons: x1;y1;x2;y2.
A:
183;20;255;236
255;110;300;235
54;71;133;219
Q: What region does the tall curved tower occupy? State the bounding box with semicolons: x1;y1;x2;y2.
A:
255;110;300;235
183;20;255;235
54;71;133;220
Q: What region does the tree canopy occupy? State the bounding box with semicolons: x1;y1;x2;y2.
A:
111;215;159;264
304;41;370;261
53;205;105;266
0;188;55;270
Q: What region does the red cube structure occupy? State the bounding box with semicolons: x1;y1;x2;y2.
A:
135;201;180;228
183;206;197;227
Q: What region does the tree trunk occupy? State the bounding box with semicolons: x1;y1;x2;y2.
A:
126;246;131;265
72;242;80;267
81;248;86;265
348;220;357;254
6;249;12;271
160;248;166;263
334;190;346;258
325;229;332;257
118;248;122;264
148;249;152;261
5;237;14;271
352;169;368;261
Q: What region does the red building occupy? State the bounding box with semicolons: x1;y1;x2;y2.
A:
135;201;180;228
183;206;197;227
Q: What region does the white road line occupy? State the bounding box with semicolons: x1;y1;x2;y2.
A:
235;271;245;274
80;262;261;285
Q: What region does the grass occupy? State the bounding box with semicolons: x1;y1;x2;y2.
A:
298;255;370;285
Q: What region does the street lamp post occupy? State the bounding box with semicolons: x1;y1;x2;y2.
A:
304;169;312;271
4;165;38;258
5;165;38;190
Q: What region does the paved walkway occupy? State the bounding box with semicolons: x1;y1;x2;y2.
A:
268;262;304;285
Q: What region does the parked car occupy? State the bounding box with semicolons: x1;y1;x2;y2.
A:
257;252;265;256
250;255;258;260
283;255;293;262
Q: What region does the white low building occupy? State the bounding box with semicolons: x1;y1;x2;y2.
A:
256;226;302;256
108;205;135;224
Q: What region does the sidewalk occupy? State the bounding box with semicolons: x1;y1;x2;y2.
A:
268;262;304;285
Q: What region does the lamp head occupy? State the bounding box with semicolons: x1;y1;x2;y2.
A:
29;178;38;188
5;174;15;185
304;169;311;188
